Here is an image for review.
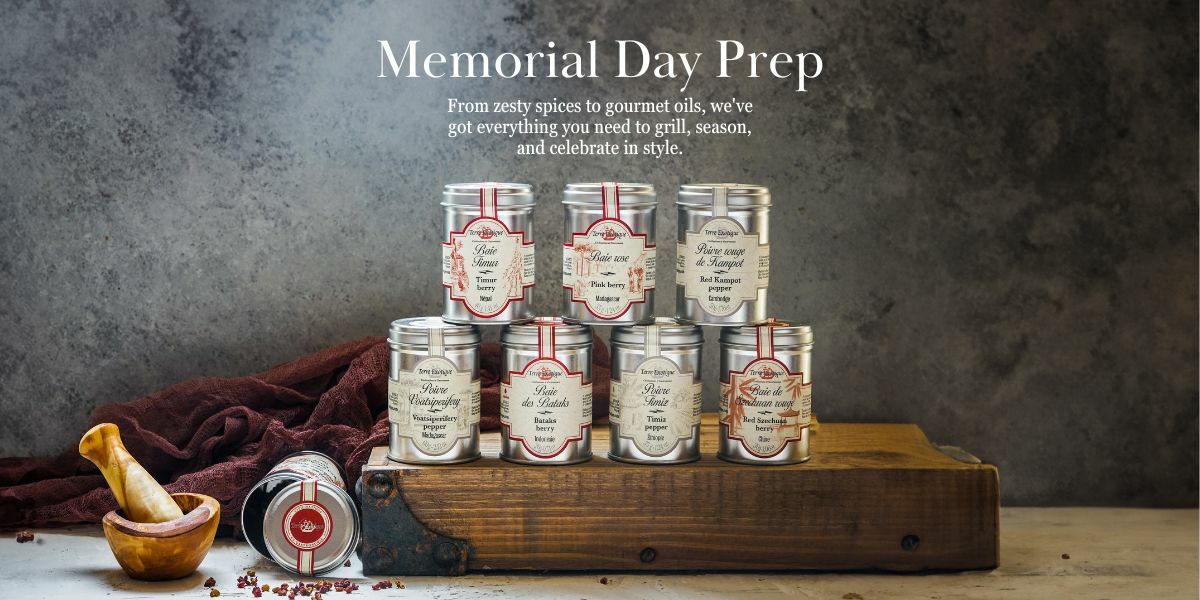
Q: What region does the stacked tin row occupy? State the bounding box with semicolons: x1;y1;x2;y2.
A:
388;182;813;469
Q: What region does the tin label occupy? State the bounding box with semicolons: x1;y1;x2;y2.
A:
270;454;345;489
719;358;811;457
611;356;701;456
443;216;535;317
388;356;480;455
501;358;592;458
282;480;331;575
563;218;655;319
677;217;769;316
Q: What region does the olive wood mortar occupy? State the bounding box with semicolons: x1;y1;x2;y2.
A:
102;493;221;581
79;423;219;580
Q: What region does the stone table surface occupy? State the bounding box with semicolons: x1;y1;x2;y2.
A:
1;508;1195;599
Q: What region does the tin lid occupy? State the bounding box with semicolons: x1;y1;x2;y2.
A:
442;182;535;207
563;182;656;206
676;183;771;208
263;479;360;576
720;320;813;347
502;317;592;348
612;317;703;347
389;317;481;348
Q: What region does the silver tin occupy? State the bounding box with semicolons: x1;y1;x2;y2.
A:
499;317;593;465
241;451;360;575
387;317;482;464
442;182;536;324
718;321;813;464
562;182;657;324
675;183;771;325
609;318;703;464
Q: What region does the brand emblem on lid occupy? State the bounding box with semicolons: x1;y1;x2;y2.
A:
760;366;777;380
536;365;557;381
601;226;618;241
477;225;496;240
283;501;332;551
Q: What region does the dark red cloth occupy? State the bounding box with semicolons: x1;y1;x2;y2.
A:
0;335;611;530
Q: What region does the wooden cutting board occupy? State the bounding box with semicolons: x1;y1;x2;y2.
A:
358;414;998;575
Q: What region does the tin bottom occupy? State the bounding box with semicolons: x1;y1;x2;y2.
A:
678;319;768;327
389;452;481;465
608;424;701;464
607;452;699;465
501;453;593;465
717;452;812;465
499;428;593;465
441;308;533;326
716;423;811;465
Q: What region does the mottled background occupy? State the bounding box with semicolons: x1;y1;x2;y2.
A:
0;0;1195;506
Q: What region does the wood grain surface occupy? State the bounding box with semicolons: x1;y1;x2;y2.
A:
100;493;220;581
362;415;999;572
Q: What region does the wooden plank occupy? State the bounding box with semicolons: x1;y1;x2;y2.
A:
361;417;998;573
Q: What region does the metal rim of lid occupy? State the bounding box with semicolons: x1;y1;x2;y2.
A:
563;182;656;206
502;317;592;348
442;182;535;207
611;317;704;347
719;321;814;347
676;183;771;207
389;316;481;348
262;479;360;576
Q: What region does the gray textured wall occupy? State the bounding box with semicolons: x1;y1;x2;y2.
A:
0;0;1195;506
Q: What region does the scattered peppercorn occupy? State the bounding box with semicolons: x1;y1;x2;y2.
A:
392;579;404;589
204;577;217;587
263;583;271;591
1062;553;1070;560
209;590;221;598
344;559;352;567
247;569;256;577
599;576;609;585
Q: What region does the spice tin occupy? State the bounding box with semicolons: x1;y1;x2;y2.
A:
241;451;360;575
609;318;703;464
718;320;813;464
675;183;771;325
442;182;536;324
387;317;482;464
562;182;656;324
500;317;593;464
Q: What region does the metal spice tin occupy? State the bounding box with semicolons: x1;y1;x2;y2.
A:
562;182;656;324
387;317;482;464
241;451;360;575
442;182;536;324
499;317;593;464
609;318;703;464
675;183;771;325
718;320;813;464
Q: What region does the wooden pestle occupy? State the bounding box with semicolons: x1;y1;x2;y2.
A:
79;423;183;523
